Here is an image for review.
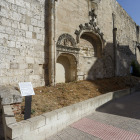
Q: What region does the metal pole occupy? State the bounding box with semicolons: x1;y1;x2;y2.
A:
24;95;32;120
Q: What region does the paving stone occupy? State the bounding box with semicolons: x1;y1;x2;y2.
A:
47;91;140;140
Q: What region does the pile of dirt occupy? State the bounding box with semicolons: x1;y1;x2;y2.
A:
15;76;140;122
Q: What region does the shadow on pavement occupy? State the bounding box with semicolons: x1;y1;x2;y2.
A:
96;91;140;120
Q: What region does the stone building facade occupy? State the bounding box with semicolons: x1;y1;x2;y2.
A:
0;0;140;87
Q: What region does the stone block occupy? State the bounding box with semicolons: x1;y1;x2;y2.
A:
7;41;16;48
2;105;16;125
0;17;11;27
35;58;44;64
26;31;32;38
0;63;9;69
53;107;67;120
9;11;22;21
27;115;46;131
57;122;66;133
69;104;82;119
15;29;25;37
32;32;36;39
6;0;15;4
0;33;8;39
16;56;25;63
34;14;40;20
2;77;9;85
29;25;33;31
14;69;25;76
26;57;34;63
27;10;33;17
28;63;33;69
9;35;17;42
31;18;37;26
42;111;58;125
51;118;64;129
20;129;39;140
9;77;19;84
10;48;20;55
38;123;52;134
33;64;42;75
0;46;9;54
25;15;31;24
15;0;25;8
6;27;14;35
25;43;34;50
12;21;18;28
0;54;5;63
10;63;19;69
18;23;28;31
0;8;9;18
37;33;43;40
26;69;34;75
5;69;14;76
38;21;43;28
11;4;18;12
19;63;28;69
29;75;40;83
0;25;5;33
7;121;31;139
6;55;16;63
0;85;22;105
25;2;30;10
18;7;26;15
0;69;5;76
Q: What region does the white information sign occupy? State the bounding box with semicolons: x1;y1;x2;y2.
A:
19;82;35;96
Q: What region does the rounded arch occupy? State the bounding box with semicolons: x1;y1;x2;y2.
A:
78;31;103;57
56;53;77;84
56;53;78;67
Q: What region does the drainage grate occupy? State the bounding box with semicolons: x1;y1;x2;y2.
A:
0;112;5;140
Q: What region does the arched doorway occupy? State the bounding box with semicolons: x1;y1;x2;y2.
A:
56;53;77;84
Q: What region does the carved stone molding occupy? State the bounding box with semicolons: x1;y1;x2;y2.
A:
57;34;76;48
56;33;80;54
75;10;104;43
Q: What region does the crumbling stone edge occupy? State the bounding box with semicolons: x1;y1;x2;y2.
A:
1;85;139;140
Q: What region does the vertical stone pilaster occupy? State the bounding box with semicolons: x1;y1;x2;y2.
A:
48;0;56;86
113;28;117;76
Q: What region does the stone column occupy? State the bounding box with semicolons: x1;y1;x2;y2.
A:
48;0;55;86
113;28;117;77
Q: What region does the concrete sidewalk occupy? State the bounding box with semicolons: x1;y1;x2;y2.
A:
47;91;140;140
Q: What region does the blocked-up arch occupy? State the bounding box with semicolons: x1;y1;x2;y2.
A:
56;53;77;83
78;31;103;57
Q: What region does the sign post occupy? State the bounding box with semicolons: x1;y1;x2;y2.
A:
130;66;133;95
19;82;35;120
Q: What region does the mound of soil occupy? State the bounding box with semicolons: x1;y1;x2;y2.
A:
15;76;140;122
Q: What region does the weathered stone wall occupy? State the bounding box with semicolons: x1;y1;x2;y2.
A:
92;0;140;76
0;0;140;86
0;0;47;87
55;0;140;81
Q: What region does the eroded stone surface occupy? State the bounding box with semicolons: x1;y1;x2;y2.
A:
0;86;22;105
